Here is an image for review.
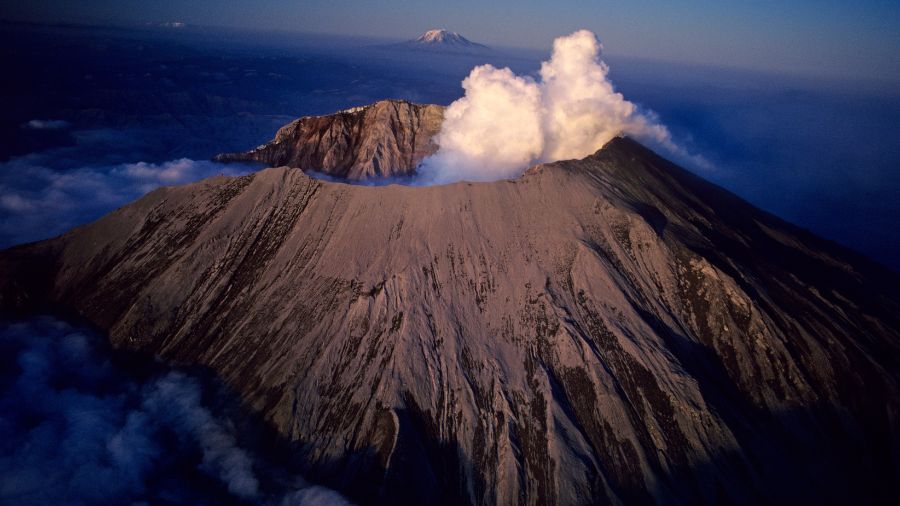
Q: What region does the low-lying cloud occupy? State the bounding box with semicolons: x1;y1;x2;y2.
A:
0;317;351;505
22;119;70;131
418;30;702;184
0;148;254;249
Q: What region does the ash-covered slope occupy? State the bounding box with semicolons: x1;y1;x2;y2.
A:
215;99;444;180
3;138;900;505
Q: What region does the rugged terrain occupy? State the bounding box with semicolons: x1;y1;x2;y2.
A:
2;133;899;505
215;100;444;180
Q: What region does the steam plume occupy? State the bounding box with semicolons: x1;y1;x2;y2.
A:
418;30;691;183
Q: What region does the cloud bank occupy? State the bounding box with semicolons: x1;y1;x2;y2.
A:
418;30;698;184
0;317;351;505
0;147;255;249
22;119;70;131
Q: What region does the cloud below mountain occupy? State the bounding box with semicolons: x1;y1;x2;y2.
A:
0;144;255;249
0;317;351;505
22;119;70;130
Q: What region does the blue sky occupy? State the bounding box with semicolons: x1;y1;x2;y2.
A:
3;0;898;82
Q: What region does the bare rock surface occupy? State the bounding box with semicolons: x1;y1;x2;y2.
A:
215;99;444;180
3;137;900;505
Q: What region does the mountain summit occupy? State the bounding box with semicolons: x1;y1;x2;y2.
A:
387;29;489;53
414;29;486;47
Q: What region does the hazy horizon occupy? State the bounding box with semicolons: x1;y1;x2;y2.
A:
2;0;898;84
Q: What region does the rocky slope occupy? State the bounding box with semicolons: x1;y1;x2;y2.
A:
215;100;444;180
2;137;899;505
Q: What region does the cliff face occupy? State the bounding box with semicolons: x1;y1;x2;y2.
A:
215;99;444;180
3;138;899;505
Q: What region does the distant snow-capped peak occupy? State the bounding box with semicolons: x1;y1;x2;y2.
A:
411;29;487;48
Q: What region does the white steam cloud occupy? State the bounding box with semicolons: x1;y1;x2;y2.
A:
418;30;694;184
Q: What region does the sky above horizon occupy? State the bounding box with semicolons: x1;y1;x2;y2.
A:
2;0;899;83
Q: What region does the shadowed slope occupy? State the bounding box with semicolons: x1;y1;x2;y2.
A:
2;138;899;505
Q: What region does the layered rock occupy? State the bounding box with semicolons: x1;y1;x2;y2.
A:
215;99;444;180
3;138;899;505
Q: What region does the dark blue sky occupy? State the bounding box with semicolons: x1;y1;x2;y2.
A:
2;0;899;83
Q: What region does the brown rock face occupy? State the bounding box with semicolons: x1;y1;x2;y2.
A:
215;99;444;180
3;137;899;505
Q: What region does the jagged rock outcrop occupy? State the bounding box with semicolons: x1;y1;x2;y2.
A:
215;99;444;180
3;137;899;505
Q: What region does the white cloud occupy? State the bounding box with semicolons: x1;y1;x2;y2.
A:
418;65;543;183
0;154;254;248
0;318;354;505
418;30;707;184
539;30;672;162
0;194;35;212
23;119;70;130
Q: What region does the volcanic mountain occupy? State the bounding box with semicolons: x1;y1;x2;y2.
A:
216;100;444;180
384;29;491;54
412;29;488;48
2;102;899;505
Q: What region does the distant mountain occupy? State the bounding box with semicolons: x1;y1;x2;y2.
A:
215;100;444;180
412;29;487;48
386;29;490;54
3;101;900;505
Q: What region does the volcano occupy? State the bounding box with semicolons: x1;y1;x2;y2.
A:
387;29;490;54
2;102;899;505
